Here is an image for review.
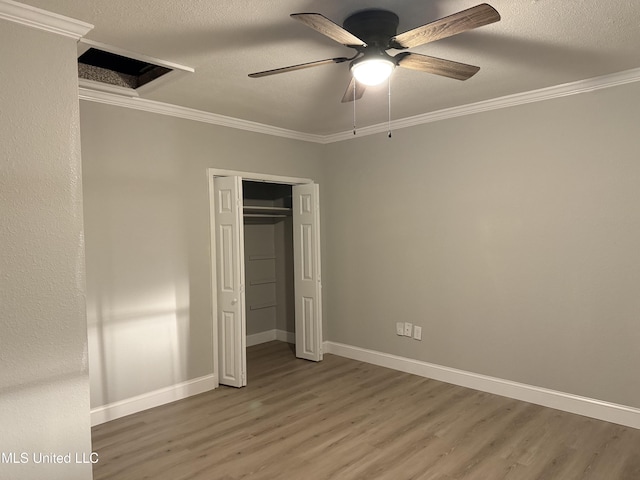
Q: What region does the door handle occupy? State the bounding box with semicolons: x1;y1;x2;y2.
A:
231;298;238;305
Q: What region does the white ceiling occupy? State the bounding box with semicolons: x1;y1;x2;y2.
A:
23;0;640;136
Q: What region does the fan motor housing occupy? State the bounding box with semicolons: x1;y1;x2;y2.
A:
343;9;399;49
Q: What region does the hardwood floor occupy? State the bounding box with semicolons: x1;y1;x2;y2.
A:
92;341;640;479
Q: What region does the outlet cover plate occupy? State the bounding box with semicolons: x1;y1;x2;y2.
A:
404;322;413;336
413;325;422;340
396;322;404;335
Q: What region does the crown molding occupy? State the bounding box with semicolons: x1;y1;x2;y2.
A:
78;87;325;144
79;66;640;145
79;79;139;98
0;0;93;39
323;67;640;143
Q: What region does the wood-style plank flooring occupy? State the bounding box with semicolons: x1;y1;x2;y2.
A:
92;341;640;479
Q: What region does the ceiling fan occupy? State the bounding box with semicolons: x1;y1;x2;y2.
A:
249;3;500;103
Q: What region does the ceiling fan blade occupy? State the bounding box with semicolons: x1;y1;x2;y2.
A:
396;52;480;80
341;76;366;103
390;3;500;49
248;57;349;78
291;13;367;47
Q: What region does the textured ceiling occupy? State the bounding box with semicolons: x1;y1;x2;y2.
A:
22;0;640;135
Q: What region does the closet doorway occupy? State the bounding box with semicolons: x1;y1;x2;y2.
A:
208;169;322;388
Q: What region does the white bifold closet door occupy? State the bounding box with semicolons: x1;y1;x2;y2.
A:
215;178;322;388
292;183;323;362
214;176;247;387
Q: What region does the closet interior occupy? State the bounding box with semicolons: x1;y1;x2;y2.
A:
242;181;295;357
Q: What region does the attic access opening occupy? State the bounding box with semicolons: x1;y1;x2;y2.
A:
78;48;172;89
77;39;193;96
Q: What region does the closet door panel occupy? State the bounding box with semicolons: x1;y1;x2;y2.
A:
293;183;323;361
214;176;247;387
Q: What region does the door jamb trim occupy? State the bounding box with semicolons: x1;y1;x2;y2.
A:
207;168;316;387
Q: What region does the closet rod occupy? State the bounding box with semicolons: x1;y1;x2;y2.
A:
243;214;288;218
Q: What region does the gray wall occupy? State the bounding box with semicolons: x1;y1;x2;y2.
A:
0;21;93;480
80;76;640;413
79;102;324;407
323;81;640;409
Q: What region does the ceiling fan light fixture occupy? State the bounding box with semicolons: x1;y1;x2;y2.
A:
250;4;501;105
351;58;395;86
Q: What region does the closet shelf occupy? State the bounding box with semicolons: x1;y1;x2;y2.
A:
249;278;277;286
250;302;278;311
243;205;292;217
244;214;287;219
248;254;276;261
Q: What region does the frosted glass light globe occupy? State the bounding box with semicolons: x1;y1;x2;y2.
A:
351;59;395;86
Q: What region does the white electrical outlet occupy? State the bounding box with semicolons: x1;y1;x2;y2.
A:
396;322;404;336
413;325;422;341
404;322;413;336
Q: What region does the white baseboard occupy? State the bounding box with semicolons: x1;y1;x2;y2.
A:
90;374;217;426
92;330;296;426
247;329;294;347
324;341;640;429
246;330;277;346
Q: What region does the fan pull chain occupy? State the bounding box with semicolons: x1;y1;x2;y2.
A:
388;76;392;138
353;79;357;135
